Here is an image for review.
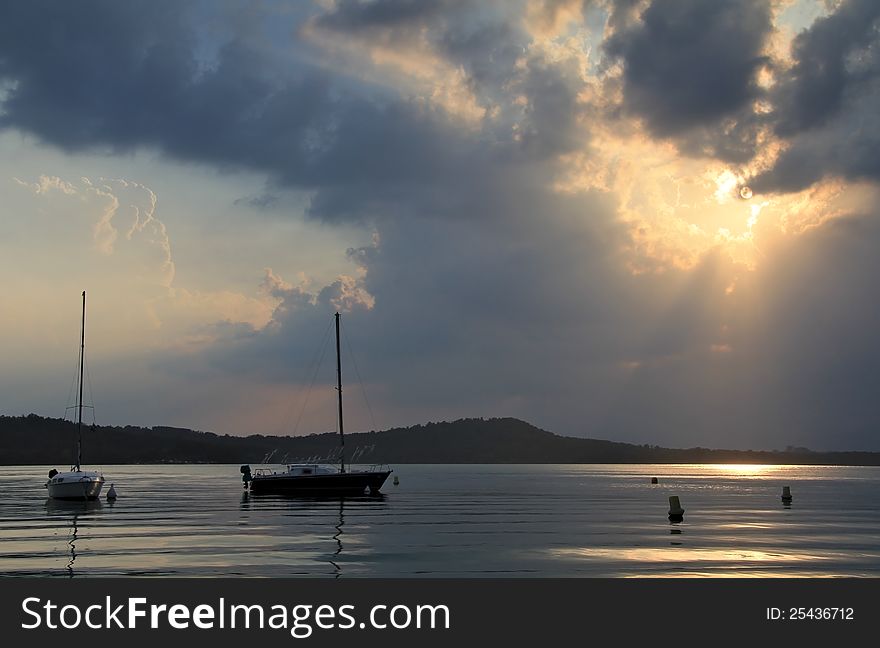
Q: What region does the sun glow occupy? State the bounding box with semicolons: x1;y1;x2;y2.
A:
556;125;879;273
705;464;776;476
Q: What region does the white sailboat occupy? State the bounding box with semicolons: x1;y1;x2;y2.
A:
46;291;106;500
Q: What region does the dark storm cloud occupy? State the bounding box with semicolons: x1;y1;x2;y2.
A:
674;111;766;163
0;0;196;150
309;0;546;157
312;0;524;96
751;0;880;193
516;55;589;159
773;0;880;137
0;0;586;197
604;0;772;140
437;20;525;91
0;0;489;208
313;0;467;31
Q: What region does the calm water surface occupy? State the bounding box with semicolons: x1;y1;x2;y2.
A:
1;464;879;577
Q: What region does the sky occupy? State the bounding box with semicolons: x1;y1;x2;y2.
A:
1;0;879;451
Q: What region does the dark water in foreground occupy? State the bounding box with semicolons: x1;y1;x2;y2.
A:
1;464;879;577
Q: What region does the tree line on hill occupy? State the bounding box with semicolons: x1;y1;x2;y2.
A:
1;413;879;466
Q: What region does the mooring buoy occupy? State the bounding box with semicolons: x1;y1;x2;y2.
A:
781;485;792;502
651;477;659;484
668;495;684;522
106;483;117;501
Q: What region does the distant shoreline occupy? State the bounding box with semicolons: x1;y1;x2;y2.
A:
6;460;880;466
3;414;879;466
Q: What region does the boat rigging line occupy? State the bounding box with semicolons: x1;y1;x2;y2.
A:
340;318;378;434
291;318;334;438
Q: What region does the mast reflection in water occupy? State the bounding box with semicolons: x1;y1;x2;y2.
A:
45;499;102;577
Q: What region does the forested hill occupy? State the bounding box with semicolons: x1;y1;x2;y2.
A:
1;414;879;465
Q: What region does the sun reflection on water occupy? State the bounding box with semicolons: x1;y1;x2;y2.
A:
548;546;846;578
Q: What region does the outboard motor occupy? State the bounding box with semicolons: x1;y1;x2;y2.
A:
240;465;252;488
48;468;58;479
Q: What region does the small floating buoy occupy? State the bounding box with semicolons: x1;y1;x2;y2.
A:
106;484;117;501
781;486;792;502
668;495;684;522
651;477;659;484
393;475;399;486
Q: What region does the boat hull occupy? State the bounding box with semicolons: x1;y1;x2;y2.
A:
46;472;105;500
249;470;392;496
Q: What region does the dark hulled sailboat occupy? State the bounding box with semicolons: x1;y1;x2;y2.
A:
240;313;392;496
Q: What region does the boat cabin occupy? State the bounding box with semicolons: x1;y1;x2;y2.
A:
285;464;338;476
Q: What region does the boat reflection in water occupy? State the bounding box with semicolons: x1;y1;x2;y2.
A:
45;499;103;577
240;492;385;577
330;498;345;578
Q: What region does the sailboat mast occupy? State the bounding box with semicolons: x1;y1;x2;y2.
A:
335;312;345;473
76;290;86;472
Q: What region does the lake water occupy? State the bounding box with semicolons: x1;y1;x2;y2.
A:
1;464;879;577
